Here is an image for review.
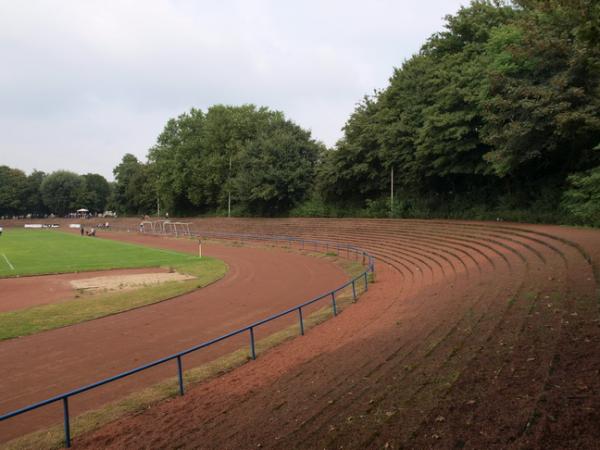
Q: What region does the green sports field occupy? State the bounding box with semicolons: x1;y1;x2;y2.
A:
0;229;202;277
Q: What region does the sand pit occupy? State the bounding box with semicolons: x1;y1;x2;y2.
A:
0;267;170;312
70;272;195;292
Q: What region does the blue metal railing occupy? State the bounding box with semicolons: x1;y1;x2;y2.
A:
0;230;374;448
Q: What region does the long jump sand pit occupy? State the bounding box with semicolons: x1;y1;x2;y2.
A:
65;218;600;450
0;234;349;443
0;267;170;312
69;271;195;292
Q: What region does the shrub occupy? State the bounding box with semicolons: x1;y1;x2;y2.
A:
561;166;600;227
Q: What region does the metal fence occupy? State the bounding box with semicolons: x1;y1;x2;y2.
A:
0;230;374;448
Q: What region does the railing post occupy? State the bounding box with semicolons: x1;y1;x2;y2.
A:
177;355;184;396
249;327;256;360
331;291;337;316
352;279;357;300
301;239;304;250
298;308;304;335
63;397;71;448
364;272;368;291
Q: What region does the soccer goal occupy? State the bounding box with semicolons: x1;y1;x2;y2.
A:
163;221;192;237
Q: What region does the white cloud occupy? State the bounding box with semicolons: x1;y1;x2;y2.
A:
0;0;466;179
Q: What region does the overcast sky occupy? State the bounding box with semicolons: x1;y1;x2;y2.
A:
0;0;467;180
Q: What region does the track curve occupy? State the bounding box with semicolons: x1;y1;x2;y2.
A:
0;236;348;443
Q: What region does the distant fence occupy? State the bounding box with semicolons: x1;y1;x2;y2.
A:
0;230;375;448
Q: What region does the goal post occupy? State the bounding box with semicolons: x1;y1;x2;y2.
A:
141;220;192;237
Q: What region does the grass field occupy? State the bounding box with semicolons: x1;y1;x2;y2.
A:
0;229;228;339
0;229;202;277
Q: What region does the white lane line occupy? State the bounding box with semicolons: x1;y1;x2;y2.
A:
2;253;14;270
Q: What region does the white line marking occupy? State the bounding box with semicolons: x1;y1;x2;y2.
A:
2;253;14;270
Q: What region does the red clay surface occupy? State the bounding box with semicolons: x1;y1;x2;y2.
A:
0;267;169;312
64;218;599;450
0;233;348;442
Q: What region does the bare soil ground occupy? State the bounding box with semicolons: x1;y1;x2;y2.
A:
0;267;168;312
0;236;347;442
68;218;600;450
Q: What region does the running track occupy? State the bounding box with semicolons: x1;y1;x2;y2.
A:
0;234;347;442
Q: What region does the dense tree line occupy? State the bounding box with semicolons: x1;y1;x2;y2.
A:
1;1;598;225
0;167;111;217
315;0;600;224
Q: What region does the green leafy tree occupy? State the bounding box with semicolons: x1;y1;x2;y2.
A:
562;164;600;226
482;0;600;180
234;120;322;215
147;104;320;216
316;0;600;223
40;171;84;216
318;96;386;205
113;154;155;215
23;170;47;215
77;173;111;213
0;166;28;216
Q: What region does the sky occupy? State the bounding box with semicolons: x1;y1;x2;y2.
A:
0;0;467;180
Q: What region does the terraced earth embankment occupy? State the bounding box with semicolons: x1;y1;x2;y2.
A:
74;218;600;449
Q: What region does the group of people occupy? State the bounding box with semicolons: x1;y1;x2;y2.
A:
80;226;96;237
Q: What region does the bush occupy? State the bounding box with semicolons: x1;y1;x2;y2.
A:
289;196;330;217
561;167;600;227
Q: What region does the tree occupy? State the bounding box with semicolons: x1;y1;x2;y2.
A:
40;171;84;216
148;109;205;215
562;164;600;226
78;173;111;213
23;170;47;216
0;166;28;216
113;154;155;215
234;119;322;215
146;104;321;216
318;96;386;205
482;0;600;180
315;0;600;223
